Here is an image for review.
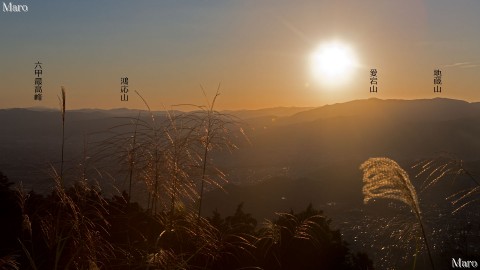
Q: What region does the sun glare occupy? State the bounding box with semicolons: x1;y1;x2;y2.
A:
310;41;358;87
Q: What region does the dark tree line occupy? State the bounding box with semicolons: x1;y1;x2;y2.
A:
0;171;373;270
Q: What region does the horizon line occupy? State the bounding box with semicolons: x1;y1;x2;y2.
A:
0;97;477;112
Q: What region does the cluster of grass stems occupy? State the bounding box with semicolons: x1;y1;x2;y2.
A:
0;87;373;270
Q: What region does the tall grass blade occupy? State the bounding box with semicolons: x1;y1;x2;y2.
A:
58;86;66;186
413;154;480;213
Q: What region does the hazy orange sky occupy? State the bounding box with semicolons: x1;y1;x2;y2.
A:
1;0;480;110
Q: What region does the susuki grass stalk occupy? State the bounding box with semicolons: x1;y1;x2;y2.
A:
59;87;66;187
180;86;246;223
164;111;182;217
360;157;434;270
128;112;141;204
16;182;36;270
135;90;162;214
197;88;220;221
197;111;212;221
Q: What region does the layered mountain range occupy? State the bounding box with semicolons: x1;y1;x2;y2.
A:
1;98;480;212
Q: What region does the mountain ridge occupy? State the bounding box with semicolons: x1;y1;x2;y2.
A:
2;97;480;191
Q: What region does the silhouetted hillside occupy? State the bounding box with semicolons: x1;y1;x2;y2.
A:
283;98;480;124
3;98;480;191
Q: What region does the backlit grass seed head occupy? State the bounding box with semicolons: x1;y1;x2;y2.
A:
360;157;420;214
360;157;435;270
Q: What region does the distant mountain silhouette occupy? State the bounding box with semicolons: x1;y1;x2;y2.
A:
282;98;480;124
1;98;480;192
223;106;315;119
226;98;480;174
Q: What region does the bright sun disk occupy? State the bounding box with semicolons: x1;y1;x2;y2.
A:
310;41;358;87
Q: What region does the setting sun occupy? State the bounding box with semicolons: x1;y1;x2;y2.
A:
310;41;358;87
